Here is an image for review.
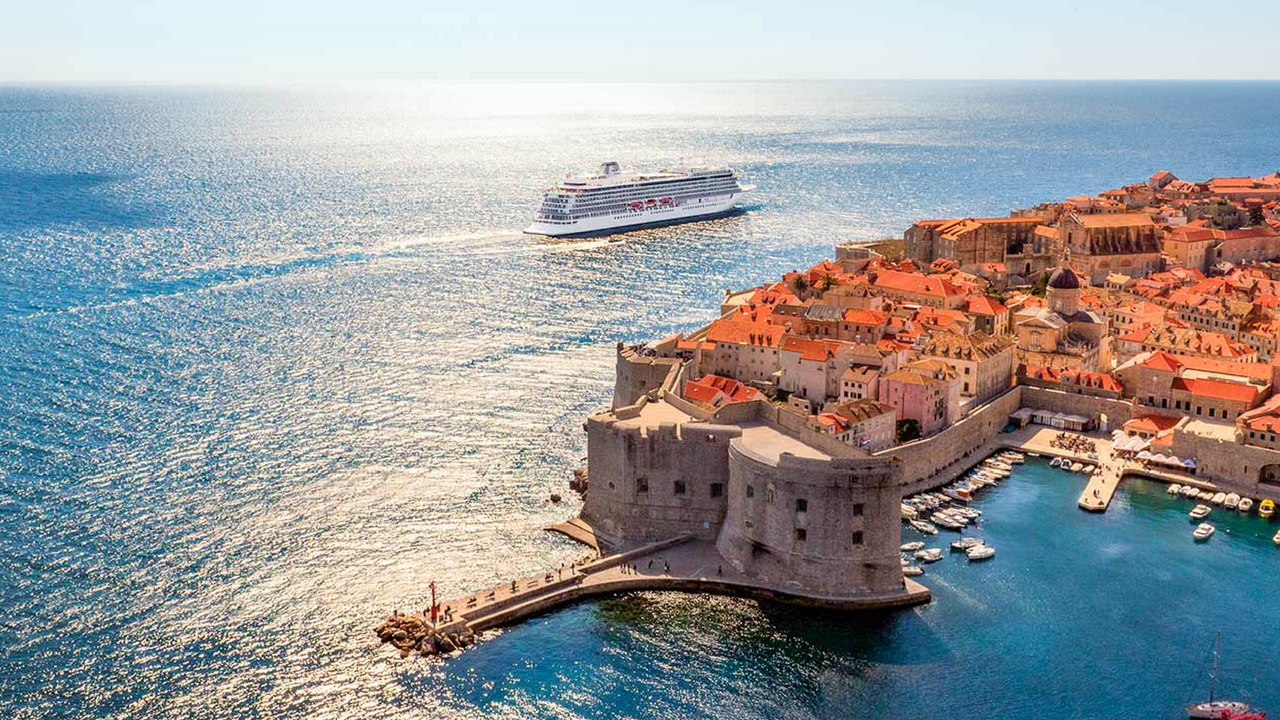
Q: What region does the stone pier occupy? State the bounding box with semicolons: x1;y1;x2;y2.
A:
376;530;930;658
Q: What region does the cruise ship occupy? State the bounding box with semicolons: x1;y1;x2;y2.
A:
524;161;753;237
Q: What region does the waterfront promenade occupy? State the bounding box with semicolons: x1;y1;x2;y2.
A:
909;425;1213;513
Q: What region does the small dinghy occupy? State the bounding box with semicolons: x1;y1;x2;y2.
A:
1224;493;1240;511
1193;523;1215;541
1190;504;1211;521
901;541;926;552
1238;497;1253;513
1260;498;1275;518
1168;484;1182;495
903;565;924;576
1211;492;1227;506
951;537;985;552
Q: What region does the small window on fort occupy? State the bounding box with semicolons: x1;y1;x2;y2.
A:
673;480;687;496
852;503;864;516
851;531;863;545
795;499;808;513
766;486;775;503
795;528;807;542
746;485;755;498
636;478;649;494
710;483;724;498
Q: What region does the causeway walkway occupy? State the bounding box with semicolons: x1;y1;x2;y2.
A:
412;531;930;643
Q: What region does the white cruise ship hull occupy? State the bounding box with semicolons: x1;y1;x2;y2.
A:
524;192;745;237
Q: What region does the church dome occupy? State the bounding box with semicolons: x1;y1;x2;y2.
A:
1047;267;1081;290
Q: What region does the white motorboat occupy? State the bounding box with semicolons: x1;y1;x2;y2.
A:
1069;462;1084;473
1273;529;1280;546
1182;485;1200;498
903;565;925;577
1224;493;1240;510
909;520;939;535
930;513;964;531
1237;497;1253;513
914;548;944;563
966;545;996;561
951;537;985;552
1168;484;1183;495
901;504;918;520
1081;465;1095;474
1211;492;1227;506
985;460;1013;472
901;541;926;552
1193;523;1215;541
1199;490;1215;502
1190;505;1211;521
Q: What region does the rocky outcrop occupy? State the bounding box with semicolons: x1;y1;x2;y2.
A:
375;614;475;658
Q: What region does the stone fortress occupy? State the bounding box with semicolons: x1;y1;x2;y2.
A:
584;348;912;601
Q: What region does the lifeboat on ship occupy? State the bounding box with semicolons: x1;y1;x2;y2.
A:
627;200;644;210
659;197;673;205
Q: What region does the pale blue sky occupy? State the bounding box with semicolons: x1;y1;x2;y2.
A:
3;0;1278;82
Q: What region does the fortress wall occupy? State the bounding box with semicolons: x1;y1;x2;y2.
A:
582;417;739;549
613;345;682;409
883;386;1023;492
1020;386;1133;426
716;445;903;596
1170;428;1280;497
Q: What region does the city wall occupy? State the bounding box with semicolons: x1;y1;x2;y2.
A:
716;445;903;596
882;386;1022;493
582;416;738;549
1020;385;1133;427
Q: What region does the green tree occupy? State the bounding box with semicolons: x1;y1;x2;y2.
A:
1031;271;1049;297
793;275;809;293
1250;205;1265;226
896;419;922;443
818;273;839;292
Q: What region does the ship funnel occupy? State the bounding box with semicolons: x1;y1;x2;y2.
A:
600;161;620;175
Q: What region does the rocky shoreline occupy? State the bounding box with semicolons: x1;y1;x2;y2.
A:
375;614;476;658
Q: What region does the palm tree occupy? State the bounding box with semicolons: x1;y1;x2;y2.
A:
818;273;839;292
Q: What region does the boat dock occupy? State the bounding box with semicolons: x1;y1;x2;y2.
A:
377;529;930;658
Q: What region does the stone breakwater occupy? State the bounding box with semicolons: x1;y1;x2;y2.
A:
375;614;477;658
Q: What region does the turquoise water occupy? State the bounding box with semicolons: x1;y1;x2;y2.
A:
424;460;1280;719
3;82;1280;718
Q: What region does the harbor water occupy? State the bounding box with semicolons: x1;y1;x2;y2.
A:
2;81;1279;718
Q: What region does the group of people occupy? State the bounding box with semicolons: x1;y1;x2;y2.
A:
1051;432;1097;456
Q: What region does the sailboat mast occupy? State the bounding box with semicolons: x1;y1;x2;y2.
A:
1210;630;1220;703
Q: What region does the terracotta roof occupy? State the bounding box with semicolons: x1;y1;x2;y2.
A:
1124;415;1182;434
779;335;846;363
684;374;765;407
1171;377;1262;404
705;320;787;348
871;269;962;298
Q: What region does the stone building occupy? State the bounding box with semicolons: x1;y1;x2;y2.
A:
1013;267;1110;372
876;359;961;437
1060;212;1163;284
918;330;1016;403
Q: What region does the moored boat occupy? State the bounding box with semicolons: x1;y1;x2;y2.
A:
1193;523;1215;541
1212;492;1227;506
914;548;944;563
1190;504;1211;521
1261;498;1276;518
1237;497;1253;513
901;541;926;552
1274;529;1280;546
966;545;996;561
1169;484;1183;495
1224;493;1240;510
910;519;938;535
903;565;924;577
951;537;985;552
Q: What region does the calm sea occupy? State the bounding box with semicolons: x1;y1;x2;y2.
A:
2;81;1278;719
